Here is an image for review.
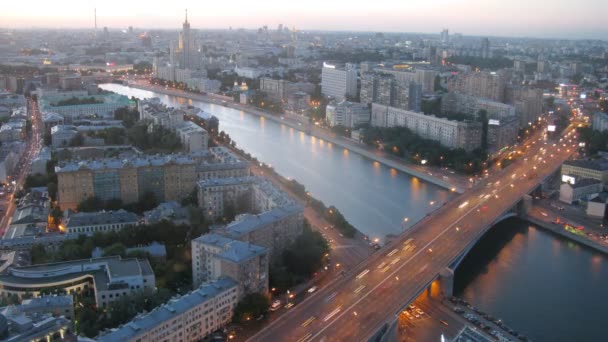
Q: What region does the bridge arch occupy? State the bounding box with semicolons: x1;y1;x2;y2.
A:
449;212;519;270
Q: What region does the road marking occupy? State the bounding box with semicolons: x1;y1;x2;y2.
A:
297;333;313;342
354;285;366;294
323;307;342;322
356;269;370;280
301;316;316;327
307;176;528;341
324;292;337;303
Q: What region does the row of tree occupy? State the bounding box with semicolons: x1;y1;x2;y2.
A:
361;126;488;174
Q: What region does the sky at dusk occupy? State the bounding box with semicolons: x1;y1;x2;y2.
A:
1;0;607;39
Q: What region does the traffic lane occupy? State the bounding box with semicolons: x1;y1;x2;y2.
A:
273;200;499;342
249;126;575;341
276;162;564;340
249;186;516;340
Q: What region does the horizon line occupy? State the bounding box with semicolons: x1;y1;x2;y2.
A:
1;26;606;42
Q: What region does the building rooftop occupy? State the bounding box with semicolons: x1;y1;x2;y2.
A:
19;295;74;311
567;177;602;189
126;242;167;258
143;201;189;224
223;204;303;238
97;278;237;342
563;159;608;171
198;176;257;188
50;124;77;135
0;256;154;292
55;153;199;173
65;209;138;228
193;233;267;263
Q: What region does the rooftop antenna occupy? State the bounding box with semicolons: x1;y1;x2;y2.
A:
185;8;188;24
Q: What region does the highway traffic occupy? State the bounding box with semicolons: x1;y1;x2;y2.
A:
0;97;43;238
248;120;581;341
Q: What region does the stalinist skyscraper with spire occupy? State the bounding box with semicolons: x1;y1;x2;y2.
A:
169;9;198;70
153;10;205;83
179;9;193;69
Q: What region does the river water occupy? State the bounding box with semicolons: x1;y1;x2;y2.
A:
100;83;451;240
455;218;608;342
101;84;607;341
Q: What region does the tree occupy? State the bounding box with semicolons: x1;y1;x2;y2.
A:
421;97;441;115
70;133;85;147
104;198;123;211
545;96;555;110
269;266;294;293
30;244;48;264
600;99;608;114
102;243;126;257
233;293;270;323
114;107;139;128
137;191;158;212
181;188;198;207
433;75;445;92
478;109;489;152
282;225;330;277
47;182;58;202
49;206;62;228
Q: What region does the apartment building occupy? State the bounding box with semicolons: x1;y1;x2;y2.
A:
326;100;370;128
197;176;297;220
97;278;238;342
441;92;516;120
371;103;482;151
56;154;198;209
218;204;304;260
138;98;209;152
359;73;422;112
197;176;256;220
447;71;506;102
321;62;358;99
39;93;135;122
56;149;249;210
192;234;268;297
593;112;608;132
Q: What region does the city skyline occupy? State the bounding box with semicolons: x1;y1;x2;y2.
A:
2;0;608;40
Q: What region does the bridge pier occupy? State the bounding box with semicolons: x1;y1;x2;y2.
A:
517;194;533;216
438;267;455;298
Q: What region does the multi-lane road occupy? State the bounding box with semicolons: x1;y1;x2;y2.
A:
0;97;43;238
248;123;580;342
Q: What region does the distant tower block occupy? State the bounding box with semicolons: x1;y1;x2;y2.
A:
94;8;97;38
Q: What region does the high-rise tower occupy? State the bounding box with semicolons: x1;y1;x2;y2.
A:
181;9;192;69
94;8;97;39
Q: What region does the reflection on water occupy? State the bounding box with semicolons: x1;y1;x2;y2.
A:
455;218;608;342
100;84;452;240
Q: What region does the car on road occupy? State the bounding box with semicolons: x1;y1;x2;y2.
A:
307;286;317;293
270;300;281;311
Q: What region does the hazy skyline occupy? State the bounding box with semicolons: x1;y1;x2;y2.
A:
2;0;607;40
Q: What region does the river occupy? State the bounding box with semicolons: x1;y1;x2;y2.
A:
455;218;608;342
100;83;451;240
100;84;607;341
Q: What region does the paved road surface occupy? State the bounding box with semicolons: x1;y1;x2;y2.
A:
1;98;43;238
246;123;580;341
